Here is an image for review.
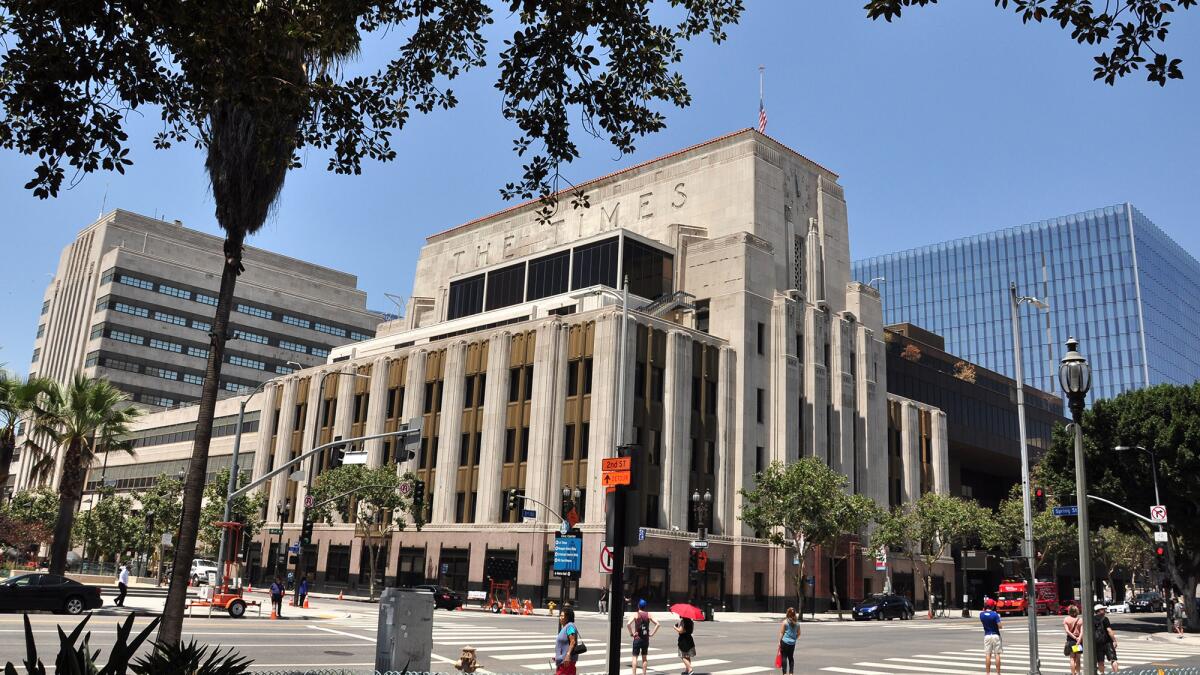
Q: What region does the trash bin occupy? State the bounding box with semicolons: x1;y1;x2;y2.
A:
703;601;714;622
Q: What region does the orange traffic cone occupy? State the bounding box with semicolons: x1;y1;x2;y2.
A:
270;609;277;620
247;584;252;593
304;597;310;609
337;591;344;601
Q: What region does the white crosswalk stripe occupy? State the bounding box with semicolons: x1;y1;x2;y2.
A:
821;639;1200;674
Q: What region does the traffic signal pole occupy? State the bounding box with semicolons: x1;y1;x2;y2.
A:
607;486;627;675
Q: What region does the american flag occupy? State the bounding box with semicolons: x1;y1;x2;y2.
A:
758;99;767;134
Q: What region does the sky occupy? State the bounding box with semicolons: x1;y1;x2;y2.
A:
2;2;1197;375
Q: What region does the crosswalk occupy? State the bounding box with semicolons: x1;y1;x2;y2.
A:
429;616;775;675
821;636;1200;674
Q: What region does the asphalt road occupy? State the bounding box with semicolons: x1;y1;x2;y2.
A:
1;604;1199;675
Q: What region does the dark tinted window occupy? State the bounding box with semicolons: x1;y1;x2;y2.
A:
447;274;485;320
486;263;526;311
40;575;69;586
571;238;618;290
527;250;570;300
623;238;673;300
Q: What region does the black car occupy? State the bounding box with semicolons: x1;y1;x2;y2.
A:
0;574;104;615
1128;591;1165;613
852;593;914;621
413;584;463;610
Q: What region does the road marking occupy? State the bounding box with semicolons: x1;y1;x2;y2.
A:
820;668;894;675
524;652;675;670
849;662;980;674
308;625;375;642
710;668;775;675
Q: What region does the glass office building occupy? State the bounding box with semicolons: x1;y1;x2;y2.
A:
853;204;1200;404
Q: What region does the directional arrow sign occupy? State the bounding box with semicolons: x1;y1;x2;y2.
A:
1052;505;1079;517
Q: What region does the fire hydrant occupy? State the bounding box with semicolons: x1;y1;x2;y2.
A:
455;646;478;673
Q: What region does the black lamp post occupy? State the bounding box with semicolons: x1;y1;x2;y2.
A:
690;489;712;605
142;509;155;578
272;498;290;580
1060;337;1096;675
560;485;582;608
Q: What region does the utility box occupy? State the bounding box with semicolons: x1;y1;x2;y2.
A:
376;587;434;673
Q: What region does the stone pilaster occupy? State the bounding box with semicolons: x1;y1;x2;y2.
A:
931;409;949;495
364;356;391;467
525;322;566;523
770;293;801;464
661;330;692;530
584;312;619;525
332;366;356;452
433;342;467;523
857;327;888;507
804;305;829;463
295;371;325;523
716;345;738;536
268;378;298;519
398;350;427;474
251;383;280;487
475;333;511;523
901;401;920;503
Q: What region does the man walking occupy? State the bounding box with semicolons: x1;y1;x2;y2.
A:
626;598;659;675
115;563;129;607
1174;596;1187;638
980;597;1003;675
1094;603;1120;672
297;575;309;609
270;576;285;618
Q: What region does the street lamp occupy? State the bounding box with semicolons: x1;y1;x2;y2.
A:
142;509;156;578
272;498;290;579
1060;337;1097;675
561;485;582;520
690;489;712;607
1009;282;1049;675
216;379;272;580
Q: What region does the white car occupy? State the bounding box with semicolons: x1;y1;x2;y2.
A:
1106;602;1128;613
190;559;219;585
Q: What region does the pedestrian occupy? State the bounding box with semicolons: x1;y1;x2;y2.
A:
1063;604;1083;675
599;587;608;615
554;607;579;675
1175;596;1187;638
777;607;799;675
270;575;285;618
1093;603;1119;673
115;563;129;607
675;614;696;675
298;575;309;609
980;597;1003;675
626;599;659;675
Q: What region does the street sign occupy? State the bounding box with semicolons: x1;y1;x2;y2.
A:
602;470;631;487
602;457;632;472
398;481;412;497
341;450;368;465
875;556;887;572
638;527;646;542
689;539;709;549
521;508;537;519
1150;505;1168;523
161;533;172;546
1053;505;1079;517
288;543;300;554
304;494;315;508
792;555;800;566
599;544;613;574
1154;530;1169;542
268;527;283;535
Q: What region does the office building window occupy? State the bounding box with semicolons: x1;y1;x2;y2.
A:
279;340;307;354
275;364;294;375
564;424;575;460
224;382;251;393
623;238;673;300
757;322;765;355
524;365;534;400
314;322;346;337
508;367;521;403
187;346;209;359
485;263;526;311
311;347;330;358
104;358;140;373
756;388;765;423
149;338;182;353
183;373;204;386
195;293;218;306
100;269;115;285
158;284;191;300
84;351;99;367
191;319;211;332
520;428;530;462
141;394;175;407
109;330;144;346
236;303;272;320
580;422;590;459
233;329;269;345
571;237;618;290
118;274;154;290
114;302;149;318
146;367;178;381
282;315;311;329
447;274;485;320
41;300;50;315
154;311;187;326
526;250;570;301
228;355;266;370
30;348;39;363
351;331;372;342
504;428;516;463
36;324;45;338
756;446;765;474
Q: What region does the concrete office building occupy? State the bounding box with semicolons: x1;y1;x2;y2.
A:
16;209;380;489
82;131;962;611
853;204;1200;404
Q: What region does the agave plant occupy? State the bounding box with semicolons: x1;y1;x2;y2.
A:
131;639;252;675
2;613;159;675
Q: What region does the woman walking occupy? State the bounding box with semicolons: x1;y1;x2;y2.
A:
778;607;800;675
1063;604;1083;674
554;607;580;675
675;615;696;675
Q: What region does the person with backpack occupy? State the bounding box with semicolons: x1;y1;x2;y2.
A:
554;607;580;675
270;575;285;618
1093;603;1120;672
626;598;659;675
777;607;799;674
675;614;696;675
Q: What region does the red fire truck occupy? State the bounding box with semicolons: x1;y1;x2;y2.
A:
995;580;1059;616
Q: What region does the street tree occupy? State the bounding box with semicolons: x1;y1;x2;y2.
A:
73;487;141;563
25;375;141;575
1036;382;1200;628
1092;525;1154;600
0;0;744;643
134;474;184;574
864;0;1193;85
985;482;1077;578
0;372;54;491
739;458;879;617
0;487;58;557
308;463;421;600
198;467;266;557
873;492;991;617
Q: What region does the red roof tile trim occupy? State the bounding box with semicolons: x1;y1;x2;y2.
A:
426;129;840;242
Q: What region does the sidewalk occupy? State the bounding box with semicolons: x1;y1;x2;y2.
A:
87;583;347;620
1143;630;1200;647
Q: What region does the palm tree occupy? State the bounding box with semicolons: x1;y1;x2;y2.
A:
30;375;141;575
0;372;55;493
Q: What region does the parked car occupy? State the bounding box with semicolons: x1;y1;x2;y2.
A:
190;559;220;585
1128;591;1165;613
0;573;103;615
852;593;914;621
412;584;464;610
1106;601;1129;613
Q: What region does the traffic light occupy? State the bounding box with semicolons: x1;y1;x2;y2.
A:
300;518;314;546
1034;487;1047;512
506;489;519;512
1155;544;1168;571
696;550;708;573
412;480;426;508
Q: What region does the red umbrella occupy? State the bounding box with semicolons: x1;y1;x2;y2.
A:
669;603;704;621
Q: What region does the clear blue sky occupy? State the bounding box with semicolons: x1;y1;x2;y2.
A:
2;2;1197;374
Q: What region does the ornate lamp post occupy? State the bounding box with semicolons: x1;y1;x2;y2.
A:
1060;337;1096;675
690;489;712;605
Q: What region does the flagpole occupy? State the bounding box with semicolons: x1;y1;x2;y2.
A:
759;65;764;102
757;65;766;133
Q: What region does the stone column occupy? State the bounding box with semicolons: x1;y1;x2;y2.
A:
433;342;467;523
584;313;619;525
804;306;829;463
332;366;356;451
525;322;566;524
931;409;949;495
251;383;281;485
295;371;325;523
398;350;427;474
475;333;511;523
661;330;692;530
716;345;738;536
364;356;391;467
901;401;920;503
770;294;801;464
268;379;299;518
